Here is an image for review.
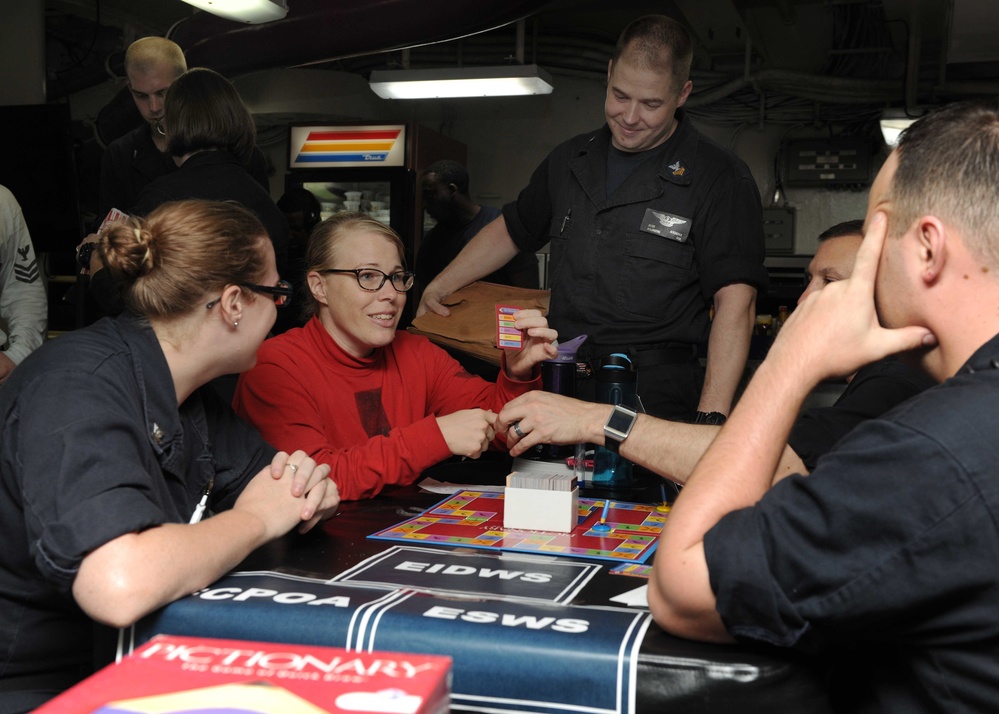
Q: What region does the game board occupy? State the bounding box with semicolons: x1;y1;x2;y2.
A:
369;489;665;563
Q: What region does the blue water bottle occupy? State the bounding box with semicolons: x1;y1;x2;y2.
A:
592;353;636;491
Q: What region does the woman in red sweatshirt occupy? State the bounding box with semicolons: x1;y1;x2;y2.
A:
234;212;557;500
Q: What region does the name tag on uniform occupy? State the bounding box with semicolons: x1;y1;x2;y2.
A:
640;209;691;243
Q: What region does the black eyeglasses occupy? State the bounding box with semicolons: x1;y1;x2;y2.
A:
206;280;294;309
320;268;416;293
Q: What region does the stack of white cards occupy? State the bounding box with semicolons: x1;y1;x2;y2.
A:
503;471;579;533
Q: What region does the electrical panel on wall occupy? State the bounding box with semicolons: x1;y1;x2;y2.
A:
783;139;872;187
763;207;795;254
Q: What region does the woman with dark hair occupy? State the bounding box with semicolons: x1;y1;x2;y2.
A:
132;67;288;275
0;199;339;713
83;67;294;334
234;213;557;501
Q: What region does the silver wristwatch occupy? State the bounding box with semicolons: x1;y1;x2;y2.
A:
603;404;638;453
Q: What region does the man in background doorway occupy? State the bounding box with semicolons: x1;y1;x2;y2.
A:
418;160;539;290
277;186;323;301
98;37;186;220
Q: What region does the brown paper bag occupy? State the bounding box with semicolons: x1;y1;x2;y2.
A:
408;281;551;366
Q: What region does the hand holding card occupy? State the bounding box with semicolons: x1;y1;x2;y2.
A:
496;304;524;350
496;305;524;350
77;208;130;274
98;207;130;234
496;307;559;381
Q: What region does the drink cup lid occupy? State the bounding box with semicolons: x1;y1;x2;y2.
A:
547;334;588;362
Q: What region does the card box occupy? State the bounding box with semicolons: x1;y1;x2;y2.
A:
504;485;579;533
35;634;451;714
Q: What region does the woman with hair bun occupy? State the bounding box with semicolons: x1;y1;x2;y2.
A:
0;199;339;713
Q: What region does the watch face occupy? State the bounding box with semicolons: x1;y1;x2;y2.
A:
605;406;636;439
77;241;96;269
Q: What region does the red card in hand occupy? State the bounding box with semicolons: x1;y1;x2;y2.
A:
98;207;130;233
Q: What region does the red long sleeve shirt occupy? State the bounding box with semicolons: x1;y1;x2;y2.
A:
234;316;539;500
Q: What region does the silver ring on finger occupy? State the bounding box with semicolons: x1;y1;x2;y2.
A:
511;421;525;439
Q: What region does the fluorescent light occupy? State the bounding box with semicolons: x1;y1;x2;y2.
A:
880;115;917;148
369;65;554;99
180;0;288;24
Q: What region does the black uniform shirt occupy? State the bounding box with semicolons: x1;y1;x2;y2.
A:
98;123;176;220
132;150;289;277
0;314;274;705
705;332;999;713
503;110;767;348
788;357;936;470
98;123;271;223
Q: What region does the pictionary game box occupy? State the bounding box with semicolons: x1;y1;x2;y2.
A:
35;634;452;714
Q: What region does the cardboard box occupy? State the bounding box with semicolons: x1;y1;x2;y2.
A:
35;634;451;714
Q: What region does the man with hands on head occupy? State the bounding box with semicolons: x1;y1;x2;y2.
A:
497;219;933;483
645;99;999;713
417;160;539;290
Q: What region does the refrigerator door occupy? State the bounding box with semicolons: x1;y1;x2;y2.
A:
292;167;414;246
302;179;393;225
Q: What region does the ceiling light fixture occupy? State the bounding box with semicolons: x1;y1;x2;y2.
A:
879;109;918;148
179;0;288;24
369;65;554;99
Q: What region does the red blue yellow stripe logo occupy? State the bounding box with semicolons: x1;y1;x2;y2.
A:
294;129;402;164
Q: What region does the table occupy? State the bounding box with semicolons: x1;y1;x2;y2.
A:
135;456;834;714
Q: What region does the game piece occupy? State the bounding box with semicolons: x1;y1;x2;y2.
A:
656;483;671;513
592;499;612;532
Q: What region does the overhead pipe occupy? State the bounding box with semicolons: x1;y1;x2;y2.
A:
938;0;952;93
685;69;904;108
516;18;526;63
169;0;556;78
905;0;921;114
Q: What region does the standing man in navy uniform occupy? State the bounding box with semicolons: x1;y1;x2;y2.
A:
419;15;766;423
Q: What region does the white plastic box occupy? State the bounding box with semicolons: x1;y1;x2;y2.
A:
503;485;579;533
